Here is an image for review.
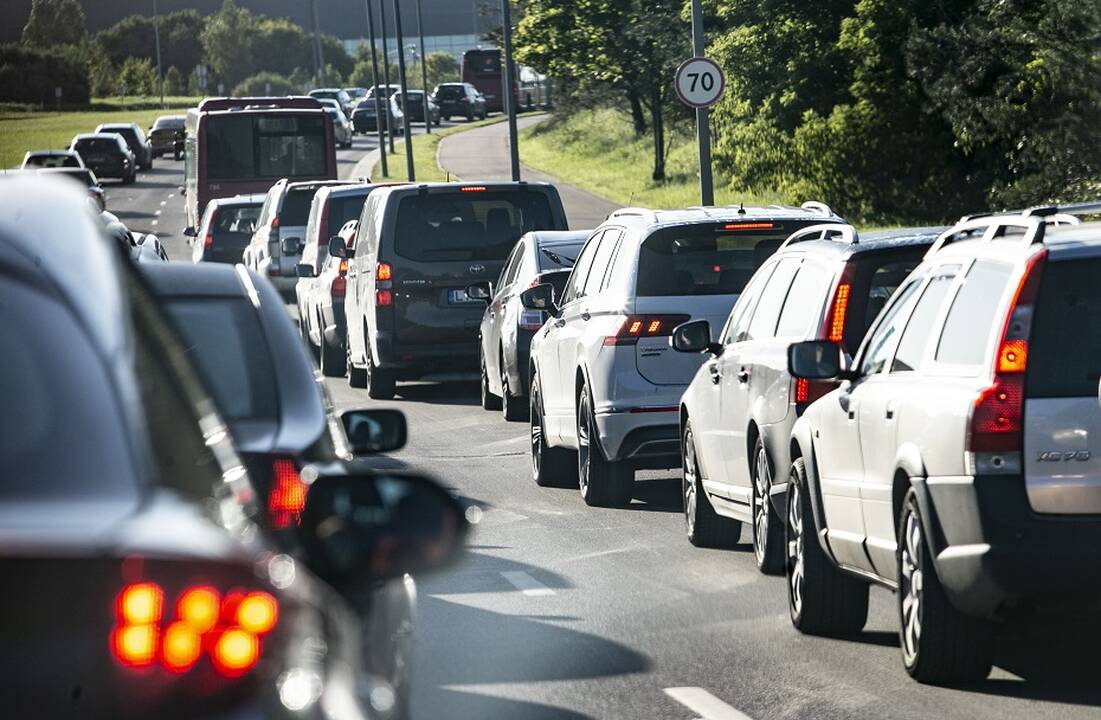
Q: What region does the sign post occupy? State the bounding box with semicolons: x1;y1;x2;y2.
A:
54;86;62;112
680;0;725;206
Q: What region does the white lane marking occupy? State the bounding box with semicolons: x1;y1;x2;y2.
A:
168;193;175;199
500;571;554;597
664;687;754;720
159;200;167;206
154;209;162;216
151;220;158;226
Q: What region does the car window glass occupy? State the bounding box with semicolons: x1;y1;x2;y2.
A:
560;232;602;305
745;258;801;341
598;233;625;292
1028;258;1101;397
859;277;924;375
496;243;522;290
935;260;1014;368
891;274;954;372
775;260;833;338
636;227;790;297
584;230;621;296
724;260;776;343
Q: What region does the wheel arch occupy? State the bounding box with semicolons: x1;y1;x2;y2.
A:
789;419;837;563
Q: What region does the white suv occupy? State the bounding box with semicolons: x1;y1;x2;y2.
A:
522;204;840;506
785;205;1101;682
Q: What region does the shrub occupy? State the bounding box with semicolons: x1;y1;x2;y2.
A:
232;71;296;97
0;43;90;105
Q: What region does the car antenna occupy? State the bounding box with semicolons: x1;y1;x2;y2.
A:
738;202;746;215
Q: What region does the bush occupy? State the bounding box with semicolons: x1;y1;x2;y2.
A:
0;43;90;105
164;66;184;96
233;71;296;97
118;56;157;96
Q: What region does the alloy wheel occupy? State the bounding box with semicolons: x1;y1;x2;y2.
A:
786;474;804;618
899;506;924;666
530;388;543;478
753;444;772;566
682;429;698;537
577;392;591;495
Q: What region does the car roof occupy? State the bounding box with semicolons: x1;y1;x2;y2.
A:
324;182;378;198
25;149;78;156
783;226;946;260
74;133;123;140
530;230;590;247
96;123;136;129
285;179;351;192
210;193;267;206
605;204;841;232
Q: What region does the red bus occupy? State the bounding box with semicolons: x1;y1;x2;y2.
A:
184;97;337;232
460;49;519;115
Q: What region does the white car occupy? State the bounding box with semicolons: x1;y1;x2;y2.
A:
522;204;839;507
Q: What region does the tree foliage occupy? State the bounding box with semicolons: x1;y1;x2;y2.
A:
95;11;205;77
21;0;86;48
0;43;90;104
233;71;297;97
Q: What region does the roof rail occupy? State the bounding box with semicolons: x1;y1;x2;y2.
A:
800;201;834;216
608;207;658;222
958;199;1101;224
197;96;323;112
778;223;856;251
924;215;1047;259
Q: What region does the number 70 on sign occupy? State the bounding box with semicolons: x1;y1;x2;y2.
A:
674;57;726;108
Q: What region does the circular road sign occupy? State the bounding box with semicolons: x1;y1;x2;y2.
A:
675;57;725;108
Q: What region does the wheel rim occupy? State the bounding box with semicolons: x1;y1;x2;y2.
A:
786;472;804;619
530;388;543;478
577;393;591;495
753;443;772;566
899;505;924;666
683;428;697;537
480;357;489;406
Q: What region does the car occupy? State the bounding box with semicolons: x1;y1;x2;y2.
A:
309;87;354;118
149;114;185;159
345;86;368;102
784;204;1101;683
393;90;441;127
673;224;941;569
36;166;105;211
431;82;488;121
343;181;569;399
0;173;469;719
353;85;403;133
469;230;589;420
244;178;354;296
324;106;355;149
522;203;843;506
70;132;136;183
20;149;84;169
296;182;391;376
95;122;153;171
189;193;265;264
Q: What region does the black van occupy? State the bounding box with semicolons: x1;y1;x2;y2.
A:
341;182;568;398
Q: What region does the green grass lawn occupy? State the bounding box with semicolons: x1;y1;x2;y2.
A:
370;115;509;183
519;107;785;211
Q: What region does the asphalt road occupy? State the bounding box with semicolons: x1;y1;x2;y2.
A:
115;126;1101;720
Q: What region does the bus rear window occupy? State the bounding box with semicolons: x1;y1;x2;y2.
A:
206;114;328;180
636;229;790;297
466;52;501;77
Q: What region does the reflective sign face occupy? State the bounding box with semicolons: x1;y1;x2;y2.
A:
674;57;726;108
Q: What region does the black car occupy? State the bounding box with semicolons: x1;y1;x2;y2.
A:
70;133;136;183
190;194;265;264
0;174;467;720
352;84;402;134
149;115;186;160
341;181;569;399
431;83;488;122
96;122;154;171
470;230;588;420
37;166;105;211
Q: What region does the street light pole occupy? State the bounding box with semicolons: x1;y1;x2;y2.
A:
310;0;325;87
365;0;389;177
415;0;431;133
153;0;163;107
379;0;395;154
393;0;415;181
500;0;520;181
690;0;714;206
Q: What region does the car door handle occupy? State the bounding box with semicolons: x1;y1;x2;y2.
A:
581;311;591;321
886;401;897;420
554;319;565;328
737;368;750;384
347;270;357;278
708;364;721;384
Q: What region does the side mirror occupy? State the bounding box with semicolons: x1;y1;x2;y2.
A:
520;283;558;315
671;319;720;354
341;408;407;455
328;234;352;258
299;472;468;585
788;340;844;380
295;262;315;278
281;236;302;255
183;226;197;237
465;281;491;302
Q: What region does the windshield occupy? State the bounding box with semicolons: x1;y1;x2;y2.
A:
205;113;328;180
74;138;120;154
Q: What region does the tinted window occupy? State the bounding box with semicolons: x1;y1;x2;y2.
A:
329;194;370;234
746;258;801;341
497;243;523;289
776;260;833;338
537;242;582;271
212;204;261;234
892;274;953;372
561;236;600;305
161;298;279;423
935;261;1013;367
435;85;463;99
725;262;775;343
281;187;322;225
103;127;140;149
392;190;556;262
206;114;328;180
153;117;184;130
636;228;790;297
584;231;621;296
26;154;80;168
75;138;121;154
845;251;927;351
466;50;501;76
0;280;137;501
860;278;923;375
1027;258;1101;397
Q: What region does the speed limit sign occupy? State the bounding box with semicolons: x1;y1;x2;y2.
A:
675;57;725;108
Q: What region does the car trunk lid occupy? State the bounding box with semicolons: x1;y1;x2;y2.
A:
632;294;738;385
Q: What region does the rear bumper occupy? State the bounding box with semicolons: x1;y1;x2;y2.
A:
921;474;1101;617
594;410;680;467
373;330;479;377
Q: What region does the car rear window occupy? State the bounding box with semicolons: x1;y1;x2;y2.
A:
161;298;278;423
75;138;119;154
842;248;928;351
153;117;184;130
392;190;556;262
41;169;95;186
280;188;322;225
26;154;79;168
330;194;370;230
935;260;1013;367
1027;258;1101;397
435;85;463;99
213;205;261;234
104;128;138;146
636;227;791;297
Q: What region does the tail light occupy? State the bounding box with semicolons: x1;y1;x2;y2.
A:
267;457;306;530
110;580;278;676
376;262;393;306
966;250;1047;473
331;258;348;299
604;314;690;346
376;289;393;306
794;377;835;406
376;262;392;281
204;211;217;250
519;310;546;330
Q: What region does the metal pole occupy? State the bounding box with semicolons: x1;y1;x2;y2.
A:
310;0;325;87
365;0;389;177
415;0;431;133
393;0;415;181
690;0;714;206
153;0;163;106
379;0;396;154
500;0;520;181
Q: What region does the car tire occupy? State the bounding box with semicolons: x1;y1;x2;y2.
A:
365;350;396;400
577;381;633;507
348;341;368;388
500;351;527;422
786;457;869;636
480;352;503;411
682;420;741;548
898;488;993;683
752;436;786;575
319;314;346;378
530;372;577;488
466;110;474;122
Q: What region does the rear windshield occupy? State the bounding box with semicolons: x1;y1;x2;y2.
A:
330;194;370;231
161;298;278;422
213;205;261;234
280;187;323;225
435;85;463;99
75;138;120;154
392;190;557;262
153;117;184;130
636;227;792;297
26;154;80;168
1027;258;1101;397
43;169;95;186
841;247;929;351
206;113;328;180
104;128;139;146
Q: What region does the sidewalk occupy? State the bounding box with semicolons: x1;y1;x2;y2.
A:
437;115;621;230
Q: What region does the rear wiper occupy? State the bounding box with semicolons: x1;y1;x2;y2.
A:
541;248;576;266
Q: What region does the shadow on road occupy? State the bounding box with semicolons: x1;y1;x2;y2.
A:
395;381;480;406
113;209;153;220
416;690;594;720
626;475;682;513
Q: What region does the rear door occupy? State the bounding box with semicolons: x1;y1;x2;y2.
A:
1024;256;1101;513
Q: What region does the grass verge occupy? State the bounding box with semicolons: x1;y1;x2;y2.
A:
369;115;509;183
519;107;785;210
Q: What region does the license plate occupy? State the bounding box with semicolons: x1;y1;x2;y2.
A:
86;155;106;163
448;289;475;304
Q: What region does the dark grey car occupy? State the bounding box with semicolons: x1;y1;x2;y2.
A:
96;122;153;171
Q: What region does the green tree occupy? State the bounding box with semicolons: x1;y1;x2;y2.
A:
233;71;296;96
289;67;313;92
118;56;157;96
21;0;86;47
412;51;459;91
95;10;205;77
200;0;256;88
164;65;184;95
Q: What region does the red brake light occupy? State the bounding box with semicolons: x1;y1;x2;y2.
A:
376;262;392;281
604;314;690;346
118;582;164;625
268;458;306;530
213;628;259;676
460;186;487;192
162;621;202;672
270;216;280;229
376;289;393;306
827;283;851;343
721;222;775;231
795;377;836;406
